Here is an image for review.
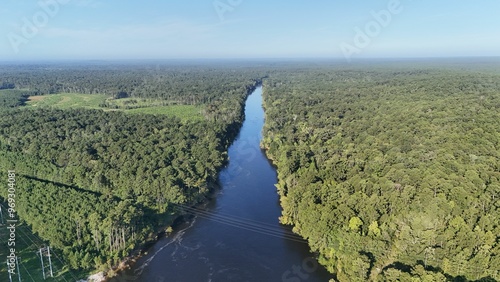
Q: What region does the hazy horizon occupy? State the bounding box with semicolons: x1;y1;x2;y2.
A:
2;56;500;64
1;0;499;61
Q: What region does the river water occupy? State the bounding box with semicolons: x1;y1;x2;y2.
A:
118;86;333;282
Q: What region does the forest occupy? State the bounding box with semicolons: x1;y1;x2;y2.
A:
261;62;500;281
0;63;265;273
1;60;499;281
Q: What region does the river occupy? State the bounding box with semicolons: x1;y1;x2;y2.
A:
117;86;333;282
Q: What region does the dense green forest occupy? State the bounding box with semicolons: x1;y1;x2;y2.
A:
262;64;500;281
1;60;499;281
0;63;265;274
0;89;28;107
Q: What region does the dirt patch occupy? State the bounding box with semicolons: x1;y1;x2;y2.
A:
28;96;45;101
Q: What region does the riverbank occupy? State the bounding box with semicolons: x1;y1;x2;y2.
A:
112;85;333;281
86;82;263;282
97;181;224;281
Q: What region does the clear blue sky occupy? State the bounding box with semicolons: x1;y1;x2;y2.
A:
1;0;499;60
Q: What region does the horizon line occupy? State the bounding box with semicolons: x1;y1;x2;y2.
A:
1;55;499;64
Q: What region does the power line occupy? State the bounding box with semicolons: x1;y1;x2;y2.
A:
19;257;37;282
173;203;307;243
15;225;74;282
5;257;22;282
0;208;72;282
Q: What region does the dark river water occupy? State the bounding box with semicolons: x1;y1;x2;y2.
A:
117;86;333;282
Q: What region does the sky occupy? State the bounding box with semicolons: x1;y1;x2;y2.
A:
0;0;499;61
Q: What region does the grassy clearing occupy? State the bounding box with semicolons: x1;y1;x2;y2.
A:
27;93;107;109
25;93;204;121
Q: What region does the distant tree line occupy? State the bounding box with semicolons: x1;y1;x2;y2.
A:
0;89;29;107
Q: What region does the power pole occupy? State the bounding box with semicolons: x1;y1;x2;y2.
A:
47;246;53;278
39;246;54;279
6;259;13;282
15;256;21;282
39;248;45;280
0;205;4;225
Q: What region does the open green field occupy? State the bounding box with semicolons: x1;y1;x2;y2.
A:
27;93;107;109
25;93;204;121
